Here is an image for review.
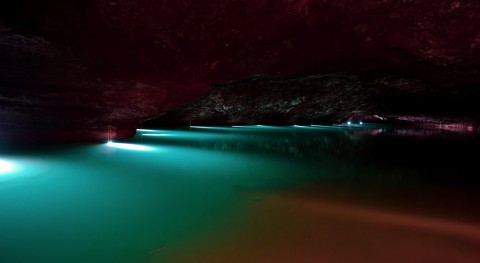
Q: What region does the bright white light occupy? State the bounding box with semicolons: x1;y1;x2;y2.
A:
360;121;363;125
0;160;15;175
106;141;154;151
137;129;160;132
347;121;351;125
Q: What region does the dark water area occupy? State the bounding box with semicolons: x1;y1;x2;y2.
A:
1;125;479;263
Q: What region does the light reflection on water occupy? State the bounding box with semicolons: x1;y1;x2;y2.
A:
0;125;479;263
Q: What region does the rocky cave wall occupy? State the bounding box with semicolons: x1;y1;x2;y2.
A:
1;0;480;142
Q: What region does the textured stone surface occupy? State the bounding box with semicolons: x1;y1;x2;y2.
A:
147;73;480;127
1;0;480;142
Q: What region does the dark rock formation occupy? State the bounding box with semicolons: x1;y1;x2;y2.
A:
1;0;480;142
147;73;480;127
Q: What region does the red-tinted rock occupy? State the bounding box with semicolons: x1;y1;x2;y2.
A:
147;73;479;127
1;1;480;142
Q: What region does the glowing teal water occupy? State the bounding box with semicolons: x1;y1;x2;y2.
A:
0;126;478;263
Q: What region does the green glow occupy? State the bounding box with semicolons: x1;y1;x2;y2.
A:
141;133;175;136
136;129;160;132
232;125;262;128
0;125;473;263
0;159;15;174
106;141;154;151
1;130;309;263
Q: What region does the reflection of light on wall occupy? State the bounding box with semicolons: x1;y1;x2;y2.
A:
106;141;154;151
142;134;173;137
0;159;15;175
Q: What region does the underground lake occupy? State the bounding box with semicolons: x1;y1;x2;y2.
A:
1;125;480;263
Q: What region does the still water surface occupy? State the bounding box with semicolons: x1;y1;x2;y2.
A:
1;125;480;263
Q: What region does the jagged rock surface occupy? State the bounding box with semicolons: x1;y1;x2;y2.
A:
147;73;479;126
1;0;480;142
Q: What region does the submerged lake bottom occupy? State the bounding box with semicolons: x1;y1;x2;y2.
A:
1;125;480;263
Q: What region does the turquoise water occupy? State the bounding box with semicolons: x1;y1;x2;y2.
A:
1;125;479;263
